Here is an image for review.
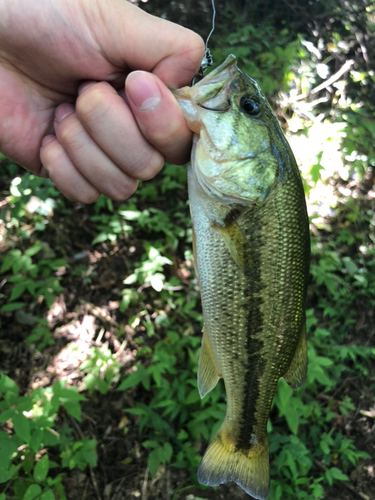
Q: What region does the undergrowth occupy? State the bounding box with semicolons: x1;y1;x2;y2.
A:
1;159;374;499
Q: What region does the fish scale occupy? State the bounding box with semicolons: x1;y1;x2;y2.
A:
174;55;310;499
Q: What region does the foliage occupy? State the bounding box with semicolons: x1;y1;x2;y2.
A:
81;344;122;395
212;26;304;94
0;375;96;499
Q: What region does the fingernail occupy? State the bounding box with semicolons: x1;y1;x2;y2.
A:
78;80;97;95
41;135;55;147
55;104;75;123
126;71;161;111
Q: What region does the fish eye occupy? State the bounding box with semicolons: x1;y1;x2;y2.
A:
240;95;261;116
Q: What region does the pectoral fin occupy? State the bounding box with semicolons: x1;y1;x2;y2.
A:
283;324;307;389
198;328;220;399
214;213;251;271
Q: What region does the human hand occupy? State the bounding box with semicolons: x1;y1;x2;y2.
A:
0;0;204;202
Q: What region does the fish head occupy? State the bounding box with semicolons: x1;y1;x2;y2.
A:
174;55;285;204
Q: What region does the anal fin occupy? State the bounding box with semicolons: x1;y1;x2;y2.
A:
198;327;220;399
283;323;307;389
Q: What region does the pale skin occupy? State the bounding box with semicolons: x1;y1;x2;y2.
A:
0;0;205;203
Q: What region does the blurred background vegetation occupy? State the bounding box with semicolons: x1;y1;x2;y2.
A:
0;0;375;499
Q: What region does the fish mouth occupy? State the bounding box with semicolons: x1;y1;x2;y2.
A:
197;99;231;112
176;55;239;108
195;55;238;87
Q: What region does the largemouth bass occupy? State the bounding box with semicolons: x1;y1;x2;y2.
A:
174;55;310;499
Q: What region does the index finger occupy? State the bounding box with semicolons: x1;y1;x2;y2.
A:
101;1;205;87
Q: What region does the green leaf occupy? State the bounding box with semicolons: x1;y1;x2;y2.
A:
42;429;59;447
342;257;358;274
117;365;149;391
0;302;27;312
0;250;21;273
320;440;330;455
92;232;108;244
162;442;173;462
185;390;200;405
150;274;163;292
276;378;292;413
52;383;86;401
325;468;333;486
0;374;19;398
16;396;33;412
9;283;27;301
142;440;159;449
14;478;27;498
315;356;333;367
24;242;43;257
117;372;141;391
148;448;162;476
42;290;55;308
62;400;81;422
29;429;44;454
23;484;42;500
284;405;300;435
123;274;137;285
12;412;31;443
40;489;55;500
34;455;49;483
118;210;142;220
21;450;35;473
97;377;110;394
0;437;19;483
125;407;147;416
328;467;349;482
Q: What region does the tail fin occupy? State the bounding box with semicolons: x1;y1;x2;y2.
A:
197;426;270;500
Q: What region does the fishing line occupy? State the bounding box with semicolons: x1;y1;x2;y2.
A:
192;0;216;85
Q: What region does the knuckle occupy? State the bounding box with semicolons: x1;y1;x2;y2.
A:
79;189;101;204
40;140;65;166
77;82;113;122
153;124;181;150
58;119;85;150
134;151;164;181
110;179;138;201
189;32;205;57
